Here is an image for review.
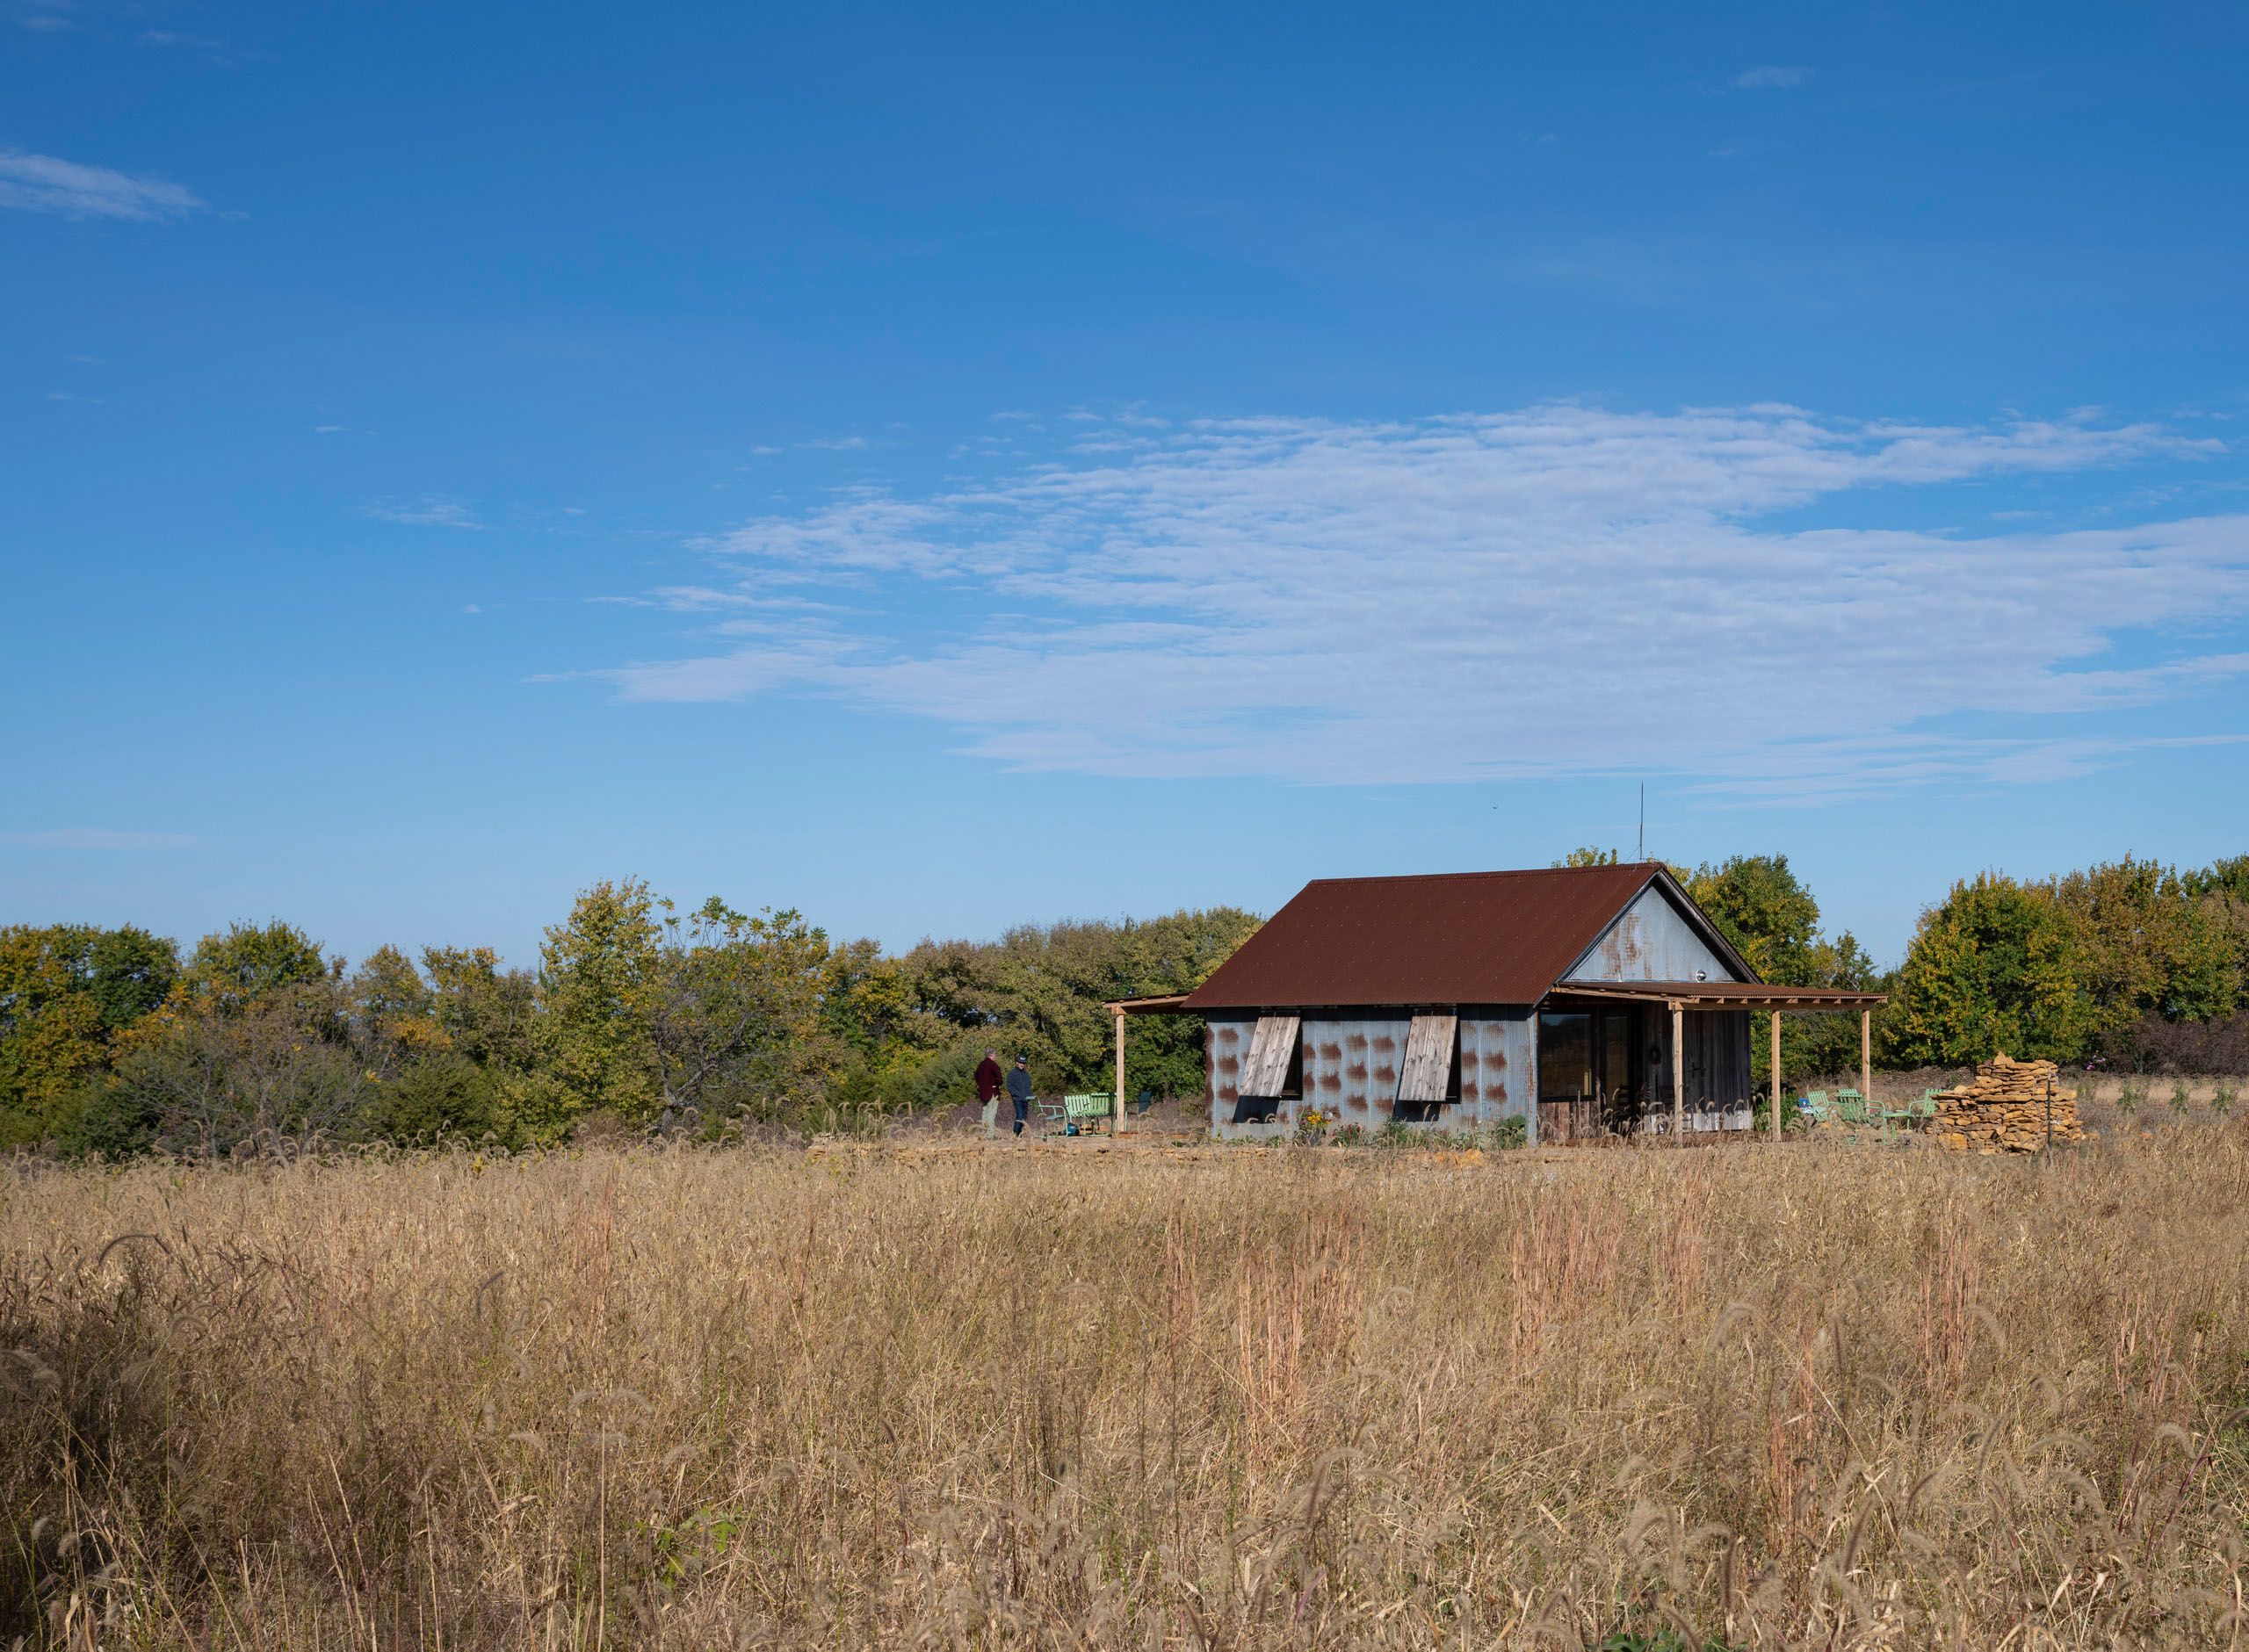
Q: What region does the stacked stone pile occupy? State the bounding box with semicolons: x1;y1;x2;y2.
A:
1933;1053;2094;1153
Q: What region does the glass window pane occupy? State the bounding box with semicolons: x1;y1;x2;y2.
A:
1601;1011;1633;1101
1538;1014;1592;1102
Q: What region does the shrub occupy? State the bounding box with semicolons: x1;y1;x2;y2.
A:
362;1053;503;1145
2097;1010;2249;1074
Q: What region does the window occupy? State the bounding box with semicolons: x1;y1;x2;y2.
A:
1537;1006;1644;1138
1537;1013;1593;1103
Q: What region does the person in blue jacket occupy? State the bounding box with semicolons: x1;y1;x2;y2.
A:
1006;1055;1034;1137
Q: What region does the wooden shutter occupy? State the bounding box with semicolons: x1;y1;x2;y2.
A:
1396;1013;1457;1104
1240;1015;1300;1098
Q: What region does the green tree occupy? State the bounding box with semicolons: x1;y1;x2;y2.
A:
646;898;838;1122
2180;854;2249;1018
1554;846;1620;867
87;927;179;1028
1890;873;2090;1064
512;879;662;1141
350;944;452;1075
1672;855;1880;1081
886;906;1262;1107
184;920;331;1015
1679;854;1821;982
2043;856;2238;1033
423;946;539;1074
0;924;180;1144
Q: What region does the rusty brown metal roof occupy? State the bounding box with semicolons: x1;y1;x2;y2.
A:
1182;863;1708;1011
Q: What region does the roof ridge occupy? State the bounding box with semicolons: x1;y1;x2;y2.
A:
1302;864;1658;888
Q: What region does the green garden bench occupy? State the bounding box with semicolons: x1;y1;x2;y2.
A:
1062;1093;1116;1135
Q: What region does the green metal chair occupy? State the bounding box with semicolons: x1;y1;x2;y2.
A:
1882;1089;1934;1129
1834;1090;1869;1125
1798;1090;1833;1125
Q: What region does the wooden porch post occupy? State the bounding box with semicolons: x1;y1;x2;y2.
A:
1670;1000;1685;1143
1770;1010;1782;1143
1113;1009;1127;1136
1859;1008;1872;1112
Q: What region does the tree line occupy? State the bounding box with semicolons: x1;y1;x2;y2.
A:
0;882;1258;1156
5;850;2245;1156
1564;847;2249;1078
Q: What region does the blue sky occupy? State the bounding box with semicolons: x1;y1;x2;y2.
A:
6;0;2248;970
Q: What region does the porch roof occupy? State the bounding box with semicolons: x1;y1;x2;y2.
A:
1544;981;1888;1012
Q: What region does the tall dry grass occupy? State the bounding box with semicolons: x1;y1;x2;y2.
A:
4;1129;2248;1648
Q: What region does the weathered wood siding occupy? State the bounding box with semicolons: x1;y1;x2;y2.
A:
1644;1008;1754;1131
1564;884;1741;985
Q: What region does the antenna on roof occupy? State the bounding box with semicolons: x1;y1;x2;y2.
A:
1638;783;1645;862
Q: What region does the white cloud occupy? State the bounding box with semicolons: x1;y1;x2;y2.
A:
1732;66;1811;90
0;149;205;220
1;828;196;848
587;404;2248;797
359;498;481;530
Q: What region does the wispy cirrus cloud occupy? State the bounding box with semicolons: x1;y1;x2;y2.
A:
582;403;2248;797
1732;65;1811;90
358;498;482;530
0;149;205;220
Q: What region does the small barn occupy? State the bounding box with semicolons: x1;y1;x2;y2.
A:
1156;863;1880;1143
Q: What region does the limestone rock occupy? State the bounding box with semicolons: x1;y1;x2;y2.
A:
1931;1052;2094;1153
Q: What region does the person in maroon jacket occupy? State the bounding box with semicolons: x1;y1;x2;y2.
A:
974;1048;1004;1137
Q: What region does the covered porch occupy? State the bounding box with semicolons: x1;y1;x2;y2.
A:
1537;981;1890;1143
1097;993;1195;1133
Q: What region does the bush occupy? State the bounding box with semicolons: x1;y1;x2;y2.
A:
1750;1095;1806;1134
1491;1114;1529;1149
2096;1011;2249;1074
362;1054;503;1145
50;1076;161;1159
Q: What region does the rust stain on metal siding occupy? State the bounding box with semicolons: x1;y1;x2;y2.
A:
1568;886;1739;985
1207;1021;1248;1107
1303;1024;1347;1101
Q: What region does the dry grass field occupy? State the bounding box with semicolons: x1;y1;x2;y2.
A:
5;1127;2249;1649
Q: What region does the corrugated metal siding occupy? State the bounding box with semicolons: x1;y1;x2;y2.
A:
1205;1018;1254;1134
1304;1016;1411;1124
1565;884;1741;985
1459;1011;1533;1129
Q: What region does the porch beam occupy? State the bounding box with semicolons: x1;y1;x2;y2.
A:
1670;999;1685;1143
1860;1009;1872;1113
